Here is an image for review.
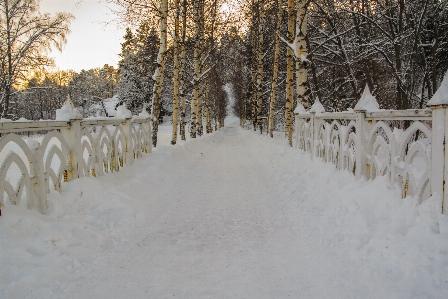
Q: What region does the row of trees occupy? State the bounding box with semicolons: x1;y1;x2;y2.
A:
112;0;237;146
113;0;447;147
11;64;118;120
238;0;448;145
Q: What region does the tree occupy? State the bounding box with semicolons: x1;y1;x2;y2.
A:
0;0;73;118
151;0;168;147
116;24;159;114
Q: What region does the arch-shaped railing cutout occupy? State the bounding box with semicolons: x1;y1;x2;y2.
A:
397;121;431;160
402;141;431;202
0;151;35;209
0;133;37;174
113;126;127;169
343;132;357;174
0;115;151;215
95;126;114;175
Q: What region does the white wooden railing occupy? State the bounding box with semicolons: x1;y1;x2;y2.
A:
0;99;152;215
295;84;448;214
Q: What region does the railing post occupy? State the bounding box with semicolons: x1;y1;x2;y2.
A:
147;119;152;153
429;104;447;214
294;113;299;149
121;117;134;166
310;112;315;160
29;141;47;214
61;118;82;179
354;109;366;180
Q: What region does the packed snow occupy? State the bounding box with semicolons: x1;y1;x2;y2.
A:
1;117;447;299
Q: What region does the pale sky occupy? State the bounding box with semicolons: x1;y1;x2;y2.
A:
40;0;123;72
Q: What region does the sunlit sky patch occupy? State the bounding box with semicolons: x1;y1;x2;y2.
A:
40;0;123;72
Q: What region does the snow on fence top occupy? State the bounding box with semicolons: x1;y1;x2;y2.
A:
295;84;448;214
0;97;152;216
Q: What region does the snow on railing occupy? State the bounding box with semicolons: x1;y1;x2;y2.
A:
295;81;448;214
0;97;152;215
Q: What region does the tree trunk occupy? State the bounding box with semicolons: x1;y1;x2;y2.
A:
197;81;203;136
256;0;265;134
268;0;283;137
179;0;187;141
205;86;212;133
190;0;201;138
285;0;295;140
295;0;309;107
171;0;180;145
151;0;168;147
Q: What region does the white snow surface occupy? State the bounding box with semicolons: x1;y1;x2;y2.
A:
427;70;448;106
354;85;380;111
1;119;448;298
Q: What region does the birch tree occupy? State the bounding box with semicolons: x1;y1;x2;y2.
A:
190;0;202;138
151;0;168;147
179;0;188;140
171;0;180;144
285;0;295;142
268;0;283;137
295;0;309;111
255;0;265;133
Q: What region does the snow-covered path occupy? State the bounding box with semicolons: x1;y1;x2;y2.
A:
1;122;448;298
76;126;355;298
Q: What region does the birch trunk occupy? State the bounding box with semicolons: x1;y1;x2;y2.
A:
268;0;283;137
205;86;212;133
295;0;309;108
285;0;295;142
190;0;201;138
256;1;265;134
179;0;187;141
197;81;203;136
151;0;168;147
250;0;258;130
171;0;180;145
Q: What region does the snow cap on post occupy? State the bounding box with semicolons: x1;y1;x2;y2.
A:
309;98;325;114
294;103;307;114
138;104;150;118
116;103;132;119
427;70;448;106
55;94;83;121
354;85;380;112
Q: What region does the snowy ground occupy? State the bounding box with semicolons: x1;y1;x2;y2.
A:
1;117;448;298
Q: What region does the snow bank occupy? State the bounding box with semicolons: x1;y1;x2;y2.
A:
354;85;380;111
427;70;448;106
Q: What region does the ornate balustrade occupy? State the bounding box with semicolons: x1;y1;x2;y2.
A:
295;85;448;214
0;99;152;215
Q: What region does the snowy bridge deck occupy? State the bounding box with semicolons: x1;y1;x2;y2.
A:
1;121;447;298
